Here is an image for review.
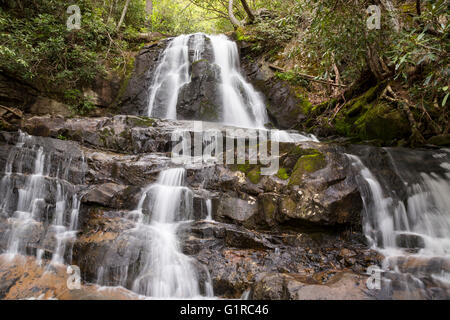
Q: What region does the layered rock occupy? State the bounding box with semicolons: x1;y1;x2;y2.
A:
0;115;385;299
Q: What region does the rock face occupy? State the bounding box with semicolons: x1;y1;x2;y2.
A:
176;60;222;121
0;115;387;300
120;41;170;115
241;59;307;129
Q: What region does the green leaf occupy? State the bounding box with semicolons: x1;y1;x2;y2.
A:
443;93;449;107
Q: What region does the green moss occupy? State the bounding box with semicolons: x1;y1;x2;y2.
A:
115;56;135;104
57;134;68;140
261;196;278;223
280;197;297;214
289;152;327;185
333;83;410;145
427;134;450;146
276;168;290;180
231;163;262;184
247;167;261;184
235;27;253;41
308;99;336;116
235;163;253;174
288;146;321;158
128;116;156;127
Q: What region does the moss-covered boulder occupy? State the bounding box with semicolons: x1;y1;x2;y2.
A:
289;150;327;185
334;84;410;145
427;134;450;146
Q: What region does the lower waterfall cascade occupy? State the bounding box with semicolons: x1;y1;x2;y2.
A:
347;148;450;298
0;131;84;265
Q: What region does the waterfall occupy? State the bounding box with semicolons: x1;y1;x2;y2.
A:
128;168;212;298
0;131;82;265
347;150;450;296
147;35;191;119
209;34;268;128
205;199;213;221
146;33;268;128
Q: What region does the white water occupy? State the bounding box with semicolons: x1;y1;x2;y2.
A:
205;199;213;221
146;33;268;128
0;132;81;264
347;152;450;293
209;34;268;128
129;168;213;298
147;35;191;119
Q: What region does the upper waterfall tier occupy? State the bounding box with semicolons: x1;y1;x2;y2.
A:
146;33;269;129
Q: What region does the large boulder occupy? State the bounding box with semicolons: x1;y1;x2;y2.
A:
120;41;170;115
176;59;222;121
241;60;308;129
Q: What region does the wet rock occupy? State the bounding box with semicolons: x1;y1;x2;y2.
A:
120;41;170;115
214;195;258;226
82;183;140;210
176;60;222;121
0;255;142;300
396;233;426;249
252;272;370;300
241;60;307;129
72;208;140;285
29;97;71;117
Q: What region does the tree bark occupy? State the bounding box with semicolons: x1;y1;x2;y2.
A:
116;0;131;32
378;0;400;32
228;0;243;27
145;0;153;27
240;0;255;23
416;0;421;16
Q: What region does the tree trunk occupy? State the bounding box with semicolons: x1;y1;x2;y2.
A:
145;0;153;27
228;0;243;27
416;0;421;16
116;0;131;32
240;0;255;23
378;0;400;32
106;0;116;23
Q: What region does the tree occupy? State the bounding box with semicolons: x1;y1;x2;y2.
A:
116;0;132;31
146;0;153;26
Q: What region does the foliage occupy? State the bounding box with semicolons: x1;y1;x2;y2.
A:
0;0;147;113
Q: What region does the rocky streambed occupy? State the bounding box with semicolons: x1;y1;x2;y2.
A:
0;114;388;300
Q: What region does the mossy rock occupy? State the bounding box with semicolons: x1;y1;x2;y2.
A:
334;83;410;145
198;100;220;122
427;134;450;146
289;151;327;185
235;27;255;42
247;167;261;184
276;168;290;180
127;116;156;127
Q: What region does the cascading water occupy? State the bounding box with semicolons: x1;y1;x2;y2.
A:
98;168;213;298
146;33;268;128
209;34;268;128
0;131;83;265
347;148;450;298
147;35;191;119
